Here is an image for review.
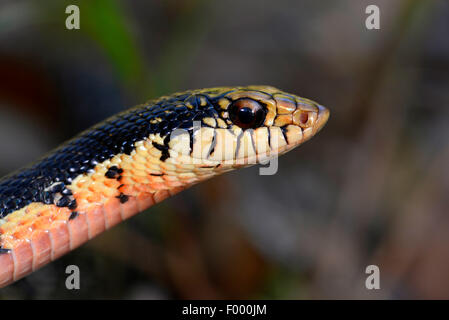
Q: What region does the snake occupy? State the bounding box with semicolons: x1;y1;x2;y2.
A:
0;85;329;288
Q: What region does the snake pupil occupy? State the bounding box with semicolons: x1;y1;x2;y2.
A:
237;107;254;124
228;98;266;129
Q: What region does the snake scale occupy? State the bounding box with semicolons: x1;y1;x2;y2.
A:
0;86;329;287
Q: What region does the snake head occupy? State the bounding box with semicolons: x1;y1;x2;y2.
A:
160;85;329;171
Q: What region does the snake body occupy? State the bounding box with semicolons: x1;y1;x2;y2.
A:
0;86;329;287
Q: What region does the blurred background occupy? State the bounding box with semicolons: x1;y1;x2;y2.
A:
0;0;448;299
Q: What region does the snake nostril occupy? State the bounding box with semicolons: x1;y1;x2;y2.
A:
293;110;315;128
300;112;309;125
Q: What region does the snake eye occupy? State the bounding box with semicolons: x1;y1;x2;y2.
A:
228;98;266;129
